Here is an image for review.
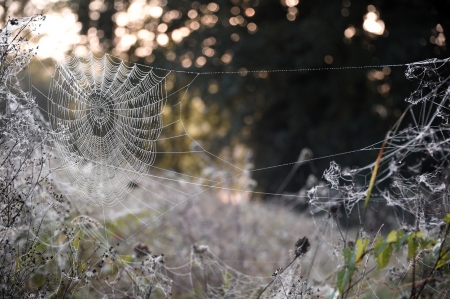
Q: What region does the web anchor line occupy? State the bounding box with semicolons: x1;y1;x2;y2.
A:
73;44;413;75
196;63;408;75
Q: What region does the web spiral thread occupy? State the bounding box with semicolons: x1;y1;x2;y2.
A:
47;48;169;206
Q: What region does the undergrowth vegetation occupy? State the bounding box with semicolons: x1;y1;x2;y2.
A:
2;15;450;299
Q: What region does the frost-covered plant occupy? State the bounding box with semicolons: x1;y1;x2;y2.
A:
304;58;450;299
0;15;68;298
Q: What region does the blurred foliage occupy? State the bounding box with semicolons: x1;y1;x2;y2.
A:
74;0;450;196
3;0;450;196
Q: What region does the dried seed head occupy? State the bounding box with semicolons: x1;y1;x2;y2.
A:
133;242;151;258
294;236;310;256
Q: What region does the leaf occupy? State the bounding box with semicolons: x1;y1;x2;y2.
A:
414;231;425;238
436;252;450;269
337;267;352;294
355;238;369;265
387;230;397;243
342;247;355;267
408;232;424;259
374;235;386;255
338;246;359;294
374;235;394;269
395;229;408;252
444;213;450;224
436;259;448;269
378;243;393;269
420;239;434;251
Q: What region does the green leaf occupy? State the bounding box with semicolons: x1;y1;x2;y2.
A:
436;252;450;269
387;230;397;243
395;229;408;252
343;247;353;266
415;231;425;238
338;245;360;294
374;236;385;256
355;238;369;265
337;267;352;294
374;235;394;269
378;243;393;269
444;213;450;224
420;239;434;251
408;232;424;259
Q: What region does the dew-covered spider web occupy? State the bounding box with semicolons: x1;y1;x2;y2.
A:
24;39;450;298
47;48;172;206
310;58;450;222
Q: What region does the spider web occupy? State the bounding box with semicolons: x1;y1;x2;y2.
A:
47;48;170;206
27;41;450;298
309;57;450;223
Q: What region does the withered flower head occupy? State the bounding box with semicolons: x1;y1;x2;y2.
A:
133;242;151;258
295;236;310;257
